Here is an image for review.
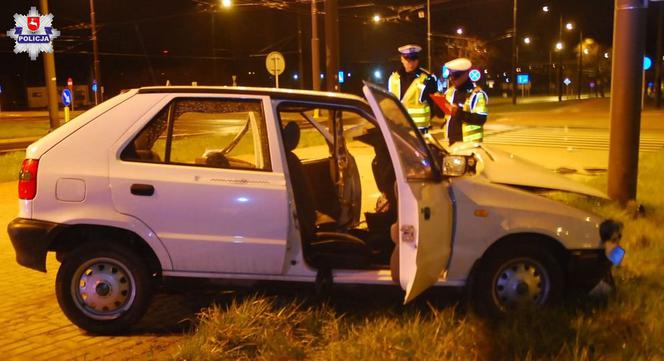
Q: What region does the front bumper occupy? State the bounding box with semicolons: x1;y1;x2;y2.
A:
7;218;68;272
567;249;613;292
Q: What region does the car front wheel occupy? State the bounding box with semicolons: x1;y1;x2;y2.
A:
55;242;153;334
471;243;564;316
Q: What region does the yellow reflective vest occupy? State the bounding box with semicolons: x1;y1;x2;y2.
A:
442;85;488;142
388;71;432;129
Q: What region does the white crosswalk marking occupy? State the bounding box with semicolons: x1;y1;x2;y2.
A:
483;126;664;152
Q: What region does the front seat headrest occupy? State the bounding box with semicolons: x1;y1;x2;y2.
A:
282;121;301;152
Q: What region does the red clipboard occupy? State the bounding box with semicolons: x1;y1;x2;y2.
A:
429;93;452;115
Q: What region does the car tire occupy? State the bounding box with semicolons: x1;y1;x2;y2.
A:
55;242;153;334
470;242;564;317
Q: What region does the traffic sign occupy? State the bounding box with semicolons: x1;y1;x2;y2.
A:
469;69;482;82
516;74;529;85
265;52;285;76
91;80;98;93
67;77;73;87
61;88;72;106
643;56;652;71
563;78;572;86
265;51;285;88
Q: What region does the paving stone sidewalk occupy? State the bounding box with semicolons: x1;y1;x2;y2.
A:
0;181;216;361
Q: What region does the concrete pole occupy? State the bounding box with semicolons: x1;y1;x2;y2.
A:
211;10;216;85
607;0;648;204
311;0;321;90
577;30;583;100
511;0;518;105
655;4;663;108
557;15;563;102
89;0;101;103
427;0;432;71
297;12;305;89
39;0;59;130
324;0;339;91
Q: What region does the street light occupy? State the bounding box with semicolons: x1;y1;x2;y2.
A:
566;22;574;31
542;5;549;12
456;27;464;35
556;42;564;51
372;14;381;23
604;52;610;59
523;36;531;45
583;48;589;55
221;0;232;8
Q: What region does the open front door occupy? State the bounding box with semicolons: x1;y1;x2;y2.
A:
363;83;453;303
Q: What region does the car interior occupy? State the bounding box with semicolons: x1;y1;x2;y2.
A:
277;103;398;272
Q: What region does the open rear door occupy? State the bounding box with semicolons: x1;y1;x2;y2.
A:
363;83;453;303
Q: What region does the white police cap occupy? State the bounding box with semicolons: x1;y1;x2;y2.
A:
398;44;422;56
444;57;472;73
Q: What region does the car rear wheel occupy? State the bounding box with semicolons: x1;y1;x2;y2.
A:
471;242;564;316
55;242;153;334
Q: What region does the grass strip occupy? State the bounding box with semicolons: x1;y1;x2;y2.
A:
171;152;664;361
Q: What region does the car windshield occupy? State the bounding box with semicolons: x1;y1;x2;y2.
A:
366;85;438;181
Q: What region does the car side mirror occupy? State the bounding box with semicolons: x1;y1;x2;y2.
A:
442;155;476;177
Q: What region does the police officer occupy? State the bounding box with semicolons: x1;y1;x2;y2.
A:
388;44;438;132
440;58;488;144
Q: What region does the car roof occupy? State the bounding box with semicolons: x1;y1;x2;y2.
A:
137;86;369;106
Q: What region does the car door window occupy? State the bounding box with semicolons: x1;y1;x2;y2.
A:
368;89;438;181
122;98;270;171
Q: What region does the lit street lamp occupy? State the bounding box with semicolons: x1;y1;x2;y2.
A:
523;36;531;45
372;14;381;23
456;27;463;35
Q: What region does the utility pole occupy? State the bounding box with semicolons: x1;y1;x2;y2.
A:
311;0;321;91
511;0;518;105
89;0;101;104
608;0;648;204
211;9;217;85
39;0;59;130
655;3;663;108
297;12;305;89
324;0;339;91
427;0;432;70
577;30;583;100
557;15;563;102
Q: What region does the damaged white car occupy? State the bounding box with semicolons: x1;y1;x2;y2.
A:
8;83;623;334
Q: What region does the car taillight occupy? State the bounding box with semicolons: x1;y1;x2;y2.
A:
18;159;39;200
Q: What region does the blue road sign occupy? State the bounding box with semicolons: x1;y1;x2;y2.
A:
644;56;652;71
469;69;481;82
61;88;72;106
441;66;450;79
517;74;529;85
91;80;98;93
338;70;345;84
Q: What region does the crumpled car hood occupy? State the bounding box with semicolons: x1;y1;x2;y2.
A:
449;143;608;199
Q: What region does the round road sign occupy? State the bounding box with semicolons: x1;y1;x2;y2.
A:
468;69;481;82
265;51;285;76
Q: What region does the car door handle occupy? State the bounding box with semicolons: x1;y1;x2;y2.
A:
130;184;155;196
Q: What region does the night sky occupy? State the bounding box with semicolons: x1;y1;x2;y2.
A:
0;0;661;105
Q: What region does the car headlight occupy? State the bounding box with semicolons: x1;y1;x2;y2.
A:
442;155;467;177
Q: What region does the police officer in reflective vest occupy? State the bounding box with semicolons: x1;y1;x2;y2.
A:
388;44;438;132
441;58;488;144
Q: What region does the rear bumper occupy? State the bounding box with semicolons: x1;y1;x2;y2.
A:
567;249;612;292
7;218;68;272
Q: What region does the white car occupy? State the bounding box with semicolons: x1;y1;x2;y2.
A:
8;84;622;334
